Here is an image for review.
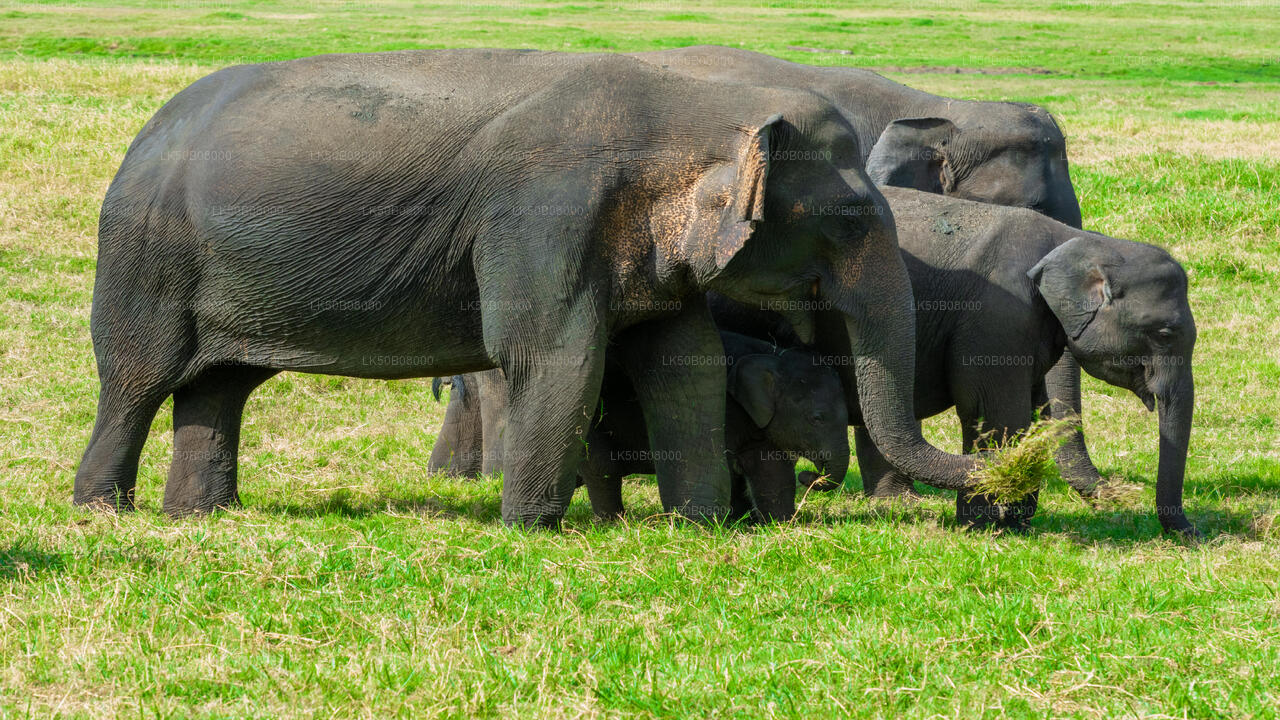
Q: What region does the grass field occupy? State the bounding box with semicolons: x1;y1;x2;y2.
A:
2;1;1279;717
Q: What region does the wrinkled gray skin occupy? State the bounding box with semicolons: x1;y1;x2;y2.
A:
727;188;1196;534
631;46;1082;228
75;49;978;526
579;332;849;522
433;45;1107;500
629;46;1103;497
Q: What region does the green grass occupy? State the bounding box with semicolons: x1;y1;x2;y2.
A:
2;1;1279;717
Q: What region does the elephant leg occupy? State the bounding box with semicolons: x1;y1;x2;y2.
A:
428;374;483;478
1044;352;1102;497
475;369;509;476
854;425;918;498
736;449;798;523
164;366;276;517
582;469;625;520
496;322;606;528
614;297;732;520
74;374;174;511
729;469;754;521
954;381;1037;531
579;436;626;520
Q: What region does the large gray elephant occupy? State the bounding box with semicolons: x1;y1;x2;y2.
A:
74;49;980;527
430;45;1106;495
580;331;849;523
628;46;1100;496
733;187;1197;535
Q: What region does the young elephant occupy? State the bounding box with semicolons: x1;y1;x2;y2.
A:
580;332;849;522
77;49;979;527
780;188;1195;535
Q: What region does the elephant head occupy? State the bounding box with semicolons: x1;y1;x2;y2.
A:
1029;235;1197;534
687;109;977;492
866;104;1082;229
729;348;851;514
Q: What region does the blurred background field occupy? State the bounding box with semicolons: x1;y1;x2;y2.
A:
1;2;1278;717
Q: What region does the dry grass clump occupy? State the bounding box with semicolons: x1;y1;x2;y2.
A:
966;418;1074;505
1094;475;1146;505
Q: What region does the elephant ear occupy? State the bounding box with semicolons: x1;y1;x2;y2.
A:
1028;236;1125;339
728;353;780;428
866;117;958;195
709;113;784;270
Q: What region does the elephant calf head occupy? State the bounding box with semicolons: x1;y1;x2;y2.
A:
1029;235;1198;534
866;103;1082;228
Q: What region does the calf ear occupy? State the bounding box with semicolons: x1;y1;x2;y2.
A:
1028;236;1124;339
728;354;780;428
866;117;957;194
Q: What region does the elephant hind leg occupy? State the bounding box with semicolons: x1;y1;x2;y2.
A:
164;365;276;517
75;314;196;511
74;377;174;511
428;374;483;478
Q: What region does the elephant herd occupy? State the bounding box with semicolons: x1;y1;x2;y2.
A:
74;46;1198;537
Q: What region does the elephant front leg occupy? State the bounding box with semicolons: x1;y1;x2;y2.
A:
498;348;606;528
853;426;919;498
954;381;1038;531
1044;352;1102;497
736;447;799;523
615;298;732;521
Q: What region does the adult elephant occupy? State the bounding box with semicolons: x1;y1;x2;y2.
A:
628;46;1100;497
75;49;980;527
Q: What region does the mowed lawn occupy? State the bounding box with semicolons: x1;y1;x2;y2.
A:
1;1;1278;717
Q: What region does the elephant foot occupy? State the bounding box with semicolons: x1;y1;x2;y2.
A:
956;494;1037;534
503;512;563;531
1063;471;1101;499
1166;524;1204;544
869;473;919;499
73;489;136;513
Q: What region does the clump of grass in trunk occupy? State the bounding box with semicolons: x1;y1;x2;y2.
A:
966;418;1074;505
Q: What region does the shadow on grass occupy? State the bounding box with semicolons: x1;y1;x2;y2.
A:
243;471;1278;545
253;485;508;524
0;544;68;580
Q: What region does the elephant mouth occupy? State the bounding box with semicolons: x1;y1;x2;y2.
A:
1133;383;1157;412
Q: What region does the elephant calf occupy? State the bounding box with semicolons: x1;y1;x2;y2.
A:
853;187;1196;533
579;332;849;522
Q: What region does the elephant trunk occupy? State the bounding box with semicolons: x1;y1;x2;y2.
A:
1047;182;1083;230
1152;363;1196;536
801;445;849;493
814;270;976;491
